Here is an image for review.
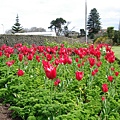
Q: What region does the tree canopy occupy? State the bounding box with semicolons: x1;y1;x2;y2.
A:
87;8;101;36
12;14;23;33
48;18;66;36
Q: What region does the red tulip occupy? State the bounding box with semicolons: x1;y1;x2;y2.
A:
94;50;101;59
67;57;72;64
88;57;96;67
92;68;98;76
6;60;15;67
105;51;115;63
102;84;108;93
17;69;24;76
75;71;84;81
0;51;2;57
54;79;60;86
46;47;51;53
18;53;23;62
36;55;40;62
42;60;56;79
110;67;115;71
27;54;33;60
115;71;119;76
37;46;44;53
46;54;52;61
75;58;79;62
55;59;60;65
92;70;96;76
101;96;106;101
96;61;102;67
5;53;10;58
77;64;81;68
108;76;114;82
60;44;64;48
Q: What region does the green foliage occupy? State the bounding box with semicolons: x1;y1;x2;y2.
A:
107;27;114;39
89;33;94;39
80;29;85;36
48;18;66;36
0;42;120;120
87;8;101;35
113;30;120;45
94;36;107;44
12;14;23;33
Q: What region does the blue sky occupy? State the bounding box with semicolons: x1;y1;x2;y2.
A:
0;0;120;34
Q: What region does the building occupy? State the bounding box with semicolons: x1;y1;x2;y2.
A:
15;31;56;36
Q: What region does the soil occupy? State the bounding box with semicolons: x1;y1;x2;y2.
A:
0;99;21;120
0;103;13;120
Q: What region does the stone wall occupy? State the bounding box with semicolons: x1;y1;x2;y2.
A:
0;34;90;46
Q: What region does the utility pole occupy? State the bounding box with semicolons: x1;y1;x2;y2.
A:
85;0;87;43
1;24;4;34
119;20;120;31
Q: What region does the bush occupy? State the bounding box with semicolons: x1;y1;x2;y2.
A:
94;36;113;45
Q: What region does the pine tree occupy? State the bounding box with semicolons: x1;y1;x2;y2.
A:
12;14;23;33
87;8;101;36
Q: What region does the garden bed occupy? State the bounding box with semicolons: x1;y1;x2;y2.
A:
0;43;120;120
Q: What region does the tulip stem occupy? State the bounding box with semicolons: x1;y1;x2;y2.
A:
50;80;53;104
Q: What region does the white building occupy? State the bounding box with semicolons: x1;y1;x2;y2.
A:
15;31;56;36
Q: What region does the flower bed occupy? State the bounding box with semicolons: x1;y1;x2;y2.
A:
0;43;120;120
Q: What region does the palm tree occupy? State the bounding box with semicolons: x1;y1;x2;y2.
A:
48;18;66;36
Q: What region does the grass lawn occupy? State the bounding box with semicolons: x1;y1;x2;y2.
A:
112;46;120;60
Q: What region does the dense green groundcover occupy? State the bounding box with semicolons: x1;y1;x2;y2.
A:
0;42;120;120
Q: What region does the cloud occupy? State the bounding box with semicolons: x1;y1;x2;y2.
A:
0;0;120;34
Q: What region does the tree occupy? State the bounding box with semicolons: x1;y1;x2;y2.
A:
48;18;66;36
24;27;46;32
80;29;85;36
6;27;46;34
12;14;23;33
87;8;101;36
107;27;114;39
113;30;120;44
62;21;71;37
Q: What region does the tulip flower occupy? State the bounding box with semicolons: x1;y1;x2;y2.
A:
0;51;2;57
36;55;40;62
75;58;79;62
46;54;52;61
75;71;84;81
88;57;96;67
55;59;60;65
110;67;115;71
18;53;23;62
27;54;34;60
92;70;96;76
67;57;72;64
54;79;61;86
115;71;119;76
108;76;114;82
96;61;102;67
102;84;108;93
17;69;24;76
42;60;56;80
6;60;15;67
101;96;106;101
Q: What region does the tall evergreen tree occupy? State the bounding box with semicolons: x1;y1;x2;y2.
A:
87;8;101;36
12;14;23;33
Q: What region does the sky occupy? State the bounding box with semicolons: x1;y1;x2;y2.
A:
0;0;120;34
